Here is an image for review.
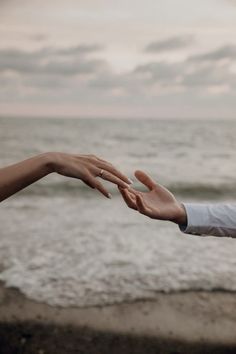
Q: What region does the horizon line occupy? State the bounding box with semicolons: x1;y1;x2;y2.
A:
0;115;236;121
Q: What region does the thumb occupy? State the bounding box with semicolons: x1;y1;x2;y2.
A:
134;170;156;191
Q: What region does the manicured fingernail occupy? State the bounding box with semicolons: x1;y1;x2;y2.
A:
128;178;133;184
108;193;112;199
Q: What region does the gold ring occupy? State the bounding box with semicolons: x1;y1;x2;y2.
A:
99;169;104;177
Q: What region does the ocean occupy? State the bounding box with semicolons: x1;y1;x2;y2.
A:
1;116;236;307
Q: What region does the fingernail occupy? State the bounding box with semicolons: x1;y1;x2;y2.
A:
108;193;112;199
128;178;133;184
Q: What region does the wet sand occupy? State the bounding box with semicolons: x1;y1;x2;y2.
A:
1;282;236;353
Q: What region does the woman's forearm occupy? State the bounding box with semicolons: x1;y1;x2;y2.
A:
0;152;131;202
0;153;54;202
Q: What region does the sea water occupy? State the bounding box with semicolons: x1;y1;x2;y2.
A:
0;117;236;307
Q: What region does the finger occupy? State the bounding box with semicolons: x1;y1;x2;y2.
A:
95;169;130;189
125;187;141;197
118;187;138;210
97;162;132;185
83;180;95;189
85;174;111;199
119;187;137;209
136;195;155;218
126;189;137;204
94;156;109;163
83;154;131;184
135;170;156;191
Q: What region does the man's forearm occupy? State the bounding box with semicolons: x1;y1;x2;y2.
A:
179;203;236;238
0;153;54;202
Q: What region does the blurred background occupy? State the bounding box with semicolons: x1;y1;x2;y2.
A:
1;0;236;310
1;0;236;119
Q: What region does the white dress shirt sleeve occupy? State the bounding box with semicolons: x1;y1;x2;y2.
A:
179;203;236;237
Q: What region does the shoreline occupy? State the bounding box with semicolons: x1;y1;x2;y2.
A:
1;322;236;354
1;282;236;353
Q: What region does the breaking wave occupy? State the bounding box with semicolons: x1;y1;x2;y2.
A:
18;181;236;199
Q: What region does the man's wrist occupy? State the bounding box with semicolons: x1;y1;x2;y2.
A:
173;203;187;225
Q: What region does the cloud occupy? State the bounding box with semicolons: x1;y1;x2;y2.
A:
133;61;184;84
1;41;236;118
88;56;236;101
190;45;236;62
53;44;103;56
0;45;106;76
182;62;233;88
145;35;194;53
1;45;234;94
131;46;236;93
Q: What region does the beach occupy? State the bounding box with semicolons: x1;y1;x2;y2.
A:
2;0;236;349
1;117;236;352
1;283;236;353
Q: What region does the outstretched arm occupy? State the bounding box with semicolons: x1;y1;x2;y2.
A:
119;170;236;238
0;152;131;202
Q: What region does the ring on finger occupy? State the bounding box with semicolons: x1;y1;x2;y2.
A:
99;169;105;178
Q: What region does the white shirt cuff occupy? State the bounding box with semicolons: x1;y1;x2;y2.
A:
179;203;236;237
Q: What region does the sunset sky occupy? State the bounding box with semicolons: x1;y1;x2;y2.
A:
1;0;236;118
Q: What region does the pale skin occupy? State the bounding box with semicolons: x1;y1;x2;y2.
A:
0;155;187;226
0;152;132;202
119;170;187;225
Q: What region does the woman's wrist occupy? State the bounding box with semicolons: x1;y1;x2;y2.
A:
41;152;61;174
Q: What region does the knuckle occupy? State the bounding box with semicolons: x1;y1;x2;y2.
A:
83;175;89;181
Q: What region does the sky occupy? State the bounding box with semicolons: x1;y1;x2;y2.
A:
0;0;236;119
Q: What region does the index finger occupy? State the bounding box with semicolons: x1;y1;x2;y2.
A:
118;186;138;210
98;170;130;189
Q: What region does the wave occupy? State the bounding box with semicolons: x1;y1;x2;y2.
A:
17;181;236;199
169;183;236;199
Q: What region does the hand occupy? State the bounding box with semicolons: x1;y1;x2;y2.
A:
49;152;132;198
119;170;187;224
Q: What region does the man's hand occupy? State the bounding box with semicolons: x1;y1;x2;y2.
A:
119;170;187;224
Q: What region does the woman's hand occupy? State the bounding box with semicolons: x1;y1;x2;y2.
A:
119;170;187;224
0;152;131;202
50;152;132;198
